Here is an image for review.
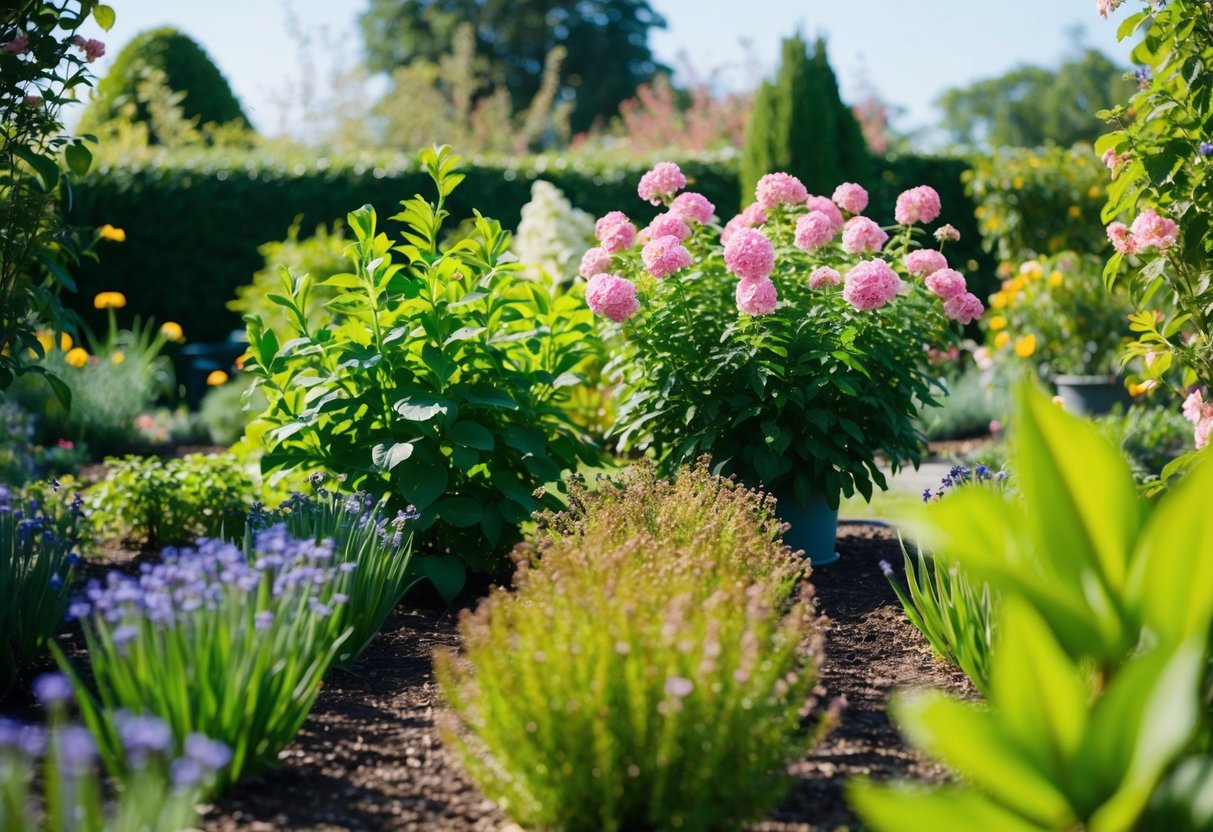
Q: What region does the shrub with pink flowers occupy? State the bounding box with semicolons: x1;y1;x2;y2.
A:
581;162;980;508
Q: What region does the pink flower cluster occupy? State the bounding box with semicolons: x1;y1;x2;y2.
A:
904;249;948;277
755;172;808;208
1096;0;1125;19
842;260;901;311
71;36;105;62
586;273;640;322
669;191;715;224
645;212;690;242
1101;148;1131;174
943;293;984;325
924;268;967;300
720;203;767;246
1183;389;1213;450
809;267;841;290
596;211;636;253
894;185;942;225
637;162;686;205
579;247;612;279
723;228;775;281
831;182;869;215
1;32;30;55
1107;209;1179;255
805;196;844;233
841;217;888;254
642;235;693;279
934;224;960;243
794;211;837;252
735;277;778;316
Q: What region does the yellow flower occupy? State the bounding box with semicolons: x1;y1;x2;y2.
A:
110;351;125;365
93;291;127;310
994;331;1011;349
160;321;185;343
1129;380;1157;397
35;330;53;354
1087;185;1102;199
65;347;89;368
988;315;1007;331
1015;334;1038;358
1048;271;1064;288
59;332;72;351
991;292;1008;310
1012;175;1025;190
98;224;126;242
235;351;251;370
206;370;229;386
1067;205;1082;218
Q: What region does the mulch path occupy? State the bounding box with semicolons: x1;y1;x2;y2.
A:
200;523;974;832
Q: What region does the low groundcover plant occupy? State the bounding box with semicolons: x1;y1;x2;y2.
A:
437;461;827;832
583;162;981;508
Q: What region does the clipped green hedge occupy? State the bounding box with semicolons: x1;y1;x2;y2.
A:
67;151;991;343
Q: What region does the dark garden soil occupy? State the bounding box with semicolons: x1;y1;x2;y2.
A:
200;523;974;832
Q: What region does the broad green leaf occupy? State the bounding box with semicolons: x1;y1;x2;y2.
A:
420;554;465;605
432;496;484;528
64;142;92;177
395;461;448;510
448;420;494;451
12;146;60;191
849;781;1045;832
371;442;414;472
393;395;454;422
93;3;116;29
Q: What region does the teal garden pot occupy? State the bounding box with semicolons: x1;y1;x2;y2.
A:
1052;374;1130;416
771;486;840;566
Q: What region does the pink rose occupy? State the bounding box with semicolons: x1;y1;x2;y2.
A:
669;191;715;224
831;182;869;215
723;228;775;281
585;273;640;322
641;234;693;279
1182;389;1212;424
1;32;30;55
720;203;767;246
905;249;948;277
579;247;612;279
595;211;636;253
808;267;841;290
637;162;686;205
933;224;960;243
841;216;889;254
1107;221;1138;255
735;277;778;316
842;259;901;311
925;268;967;300
1130;209;1179;251
894;185;942;225
755;172;809;209
71;36;105;62
794;211;837;252
805;196;844;232
644;212;690;243
943;292;984;324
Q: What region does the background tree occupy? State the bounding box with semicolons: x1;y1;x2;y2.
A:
937;48;1134;148
740;34;873;203
78;27;248;142
359;0;668;134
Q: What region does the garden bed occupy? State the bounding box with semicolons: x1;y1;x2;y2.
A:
202;524;971;832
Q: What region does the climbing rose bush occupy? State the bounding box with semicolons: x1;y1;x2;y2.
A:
582;162;980;509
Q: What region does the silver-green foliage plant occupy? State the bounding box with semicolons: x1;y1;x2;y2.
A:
244;145;603;587
437;460;826;832
851;383;1213;831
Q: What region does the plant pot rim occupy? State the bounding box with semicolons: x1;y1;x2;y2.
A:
1051;373;1122;384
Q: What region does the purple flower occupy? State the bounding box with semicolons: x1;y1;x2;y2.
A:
54;726;96;776
184;733;232;771
117;712;172;758
879;560;894;578
32;673;72;706
1200;141;1213;157
170;757;205;789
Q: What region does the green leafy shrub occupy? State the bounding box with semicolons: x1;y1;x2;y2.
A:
85;453;252;548
437;461;825;832
1095;402;1194;482
0;485;82;693
244;146;604;587
197;375;263;446
916;364;1009;441
851;383;1213;830
77;27;248;141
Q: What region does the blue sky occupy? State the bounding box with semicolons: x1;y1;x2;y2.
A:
73;1;1137;139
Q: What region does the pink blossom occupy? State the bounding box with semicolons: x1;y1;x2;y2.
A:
723;228;775;281
579;247;612;279
71;36;105;62
1196;418;1213;450
637;162;686;205
841;216;889;254
842;259;901;311
642;234;693;279
1182;390;1212;424
585;273;640;322
934;224;960;243
794;211;837;252
943;292;984;324
735;277;779;316
755;172;808;208
1;32;30;55
1130;209;1179;251
1107;221;1138;255
22;94;42;107
644;212;690;242
924;268;967;300
809;267;841;290
1096;0;1124;19
595;211;636;253
720;203;767;246
831;182;869;214
894;185;942;225
669;191;715;224
905;249;948;277
805;196;844;232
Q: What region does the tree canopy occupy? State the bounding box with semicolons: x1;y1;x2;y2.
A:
937;49;1134;148
359;0;668;134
